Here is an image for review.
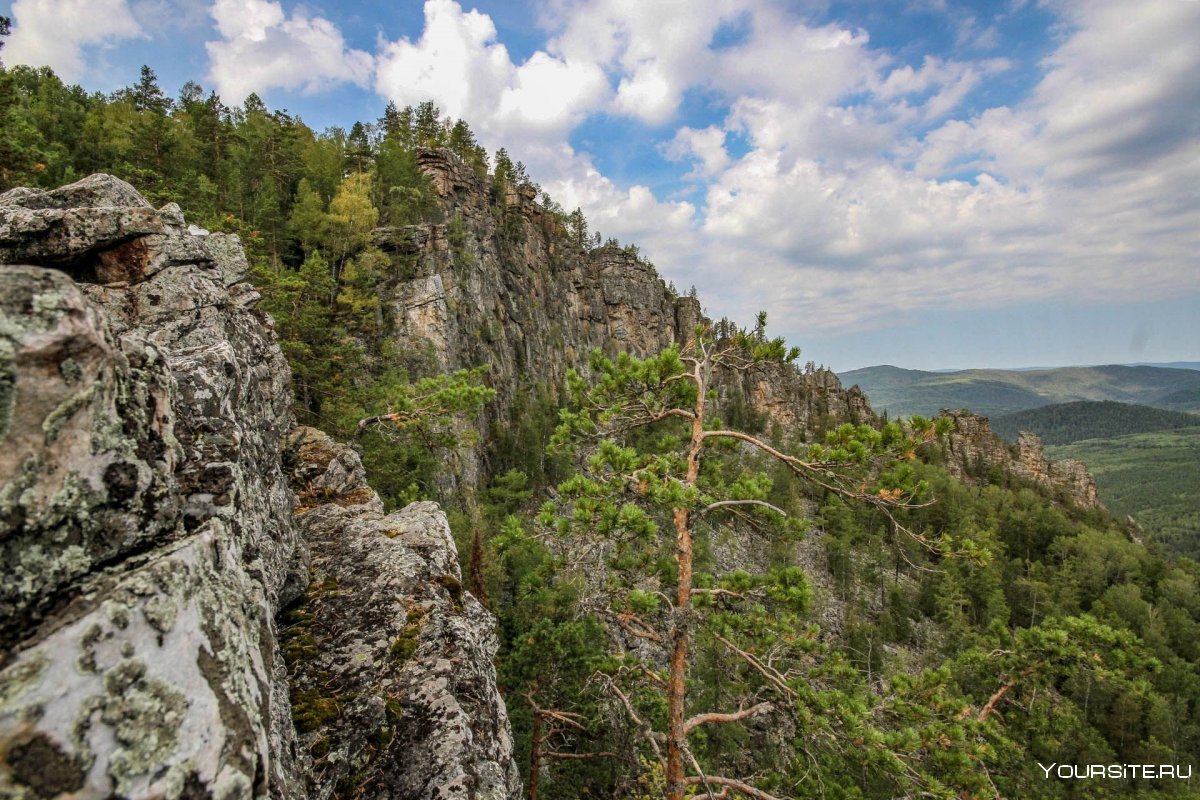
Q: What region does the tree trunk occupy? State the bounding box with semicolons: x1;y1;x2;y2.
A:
528;709;543;800
665;506;692;800
665;363;707;800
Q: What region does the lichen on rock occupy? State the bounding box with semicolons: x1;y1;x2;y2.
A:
1;174;522;799
0;175;305;799
283;427;521;800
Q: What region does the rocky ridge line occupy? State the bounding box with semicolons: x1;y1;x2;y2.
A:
938;410;1101;507
376;148;874;488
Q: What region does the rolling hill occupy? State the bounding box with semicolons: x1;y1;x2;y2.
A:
839;364;1200;418
991;400;1200;444
1046;428;1200;561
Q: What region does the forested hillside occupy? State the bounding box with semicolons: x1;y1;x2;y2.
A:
986;403;1199;561
993;400;1200;444
4;59;1200;799
1046;429;1200;562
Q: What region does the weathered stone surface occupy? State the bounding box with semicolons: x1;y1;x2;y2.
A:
0;265;181;650
379;149;873;491
0;175;173;278
1013;431;1100;507
937;410;1101;508
284;427;521;800
0;175;307;799
0;173;524;800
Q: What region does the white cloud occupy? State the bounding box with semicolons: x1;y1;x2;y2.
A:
664;126;730;178
374;0;608;153
4;0;144;81
600;0;1198;339
1026;0;1200;181
545;0;737;124
205;0;373;104
196;0;1195;345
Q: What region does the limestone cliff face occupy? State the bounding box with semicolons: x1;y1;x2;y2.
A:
0;176;519;800
938;410;1101;508
379;152;696;396
377;150;872;482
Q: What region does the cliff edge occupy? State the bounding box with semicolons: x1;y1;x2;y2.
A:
0;175;519;799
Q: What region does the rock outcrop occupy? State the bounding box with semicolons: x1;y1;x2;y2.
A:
1012;431;1100;508
0;175;306;798
938;410;1101;508
0;176;520;799
375;150;872;486
284;428;520;800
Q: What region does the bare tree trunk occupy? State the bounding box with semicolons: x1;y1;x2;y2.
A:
666;361;707;800
528;708;543;800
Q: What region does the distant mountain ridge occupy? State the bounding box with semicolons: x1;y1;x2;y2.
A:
839;364;1200;418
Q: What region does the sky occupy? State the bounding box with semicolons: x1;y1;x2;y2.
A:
2;0;1198;372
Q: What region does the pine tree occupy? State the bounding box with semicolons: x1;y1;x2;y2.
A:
414;100;444;147
566;208;589;249
130;65;171;114
0;16;11;66
545;317;944;800
344;120;373;174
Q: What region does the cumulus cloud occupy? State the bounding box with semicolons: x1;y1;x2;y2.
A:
188;0;1199;345
614;0;1198;340
664;126;730;179
374;0;609;153
4;0;144;81
1025;0;1200;181
545;0;737;125
205;0;373;103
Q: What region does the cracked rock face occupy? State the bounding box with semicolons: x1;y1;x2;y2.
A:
374;149;873;493
284;427;521;800
0;175;306;798
0;174;521;800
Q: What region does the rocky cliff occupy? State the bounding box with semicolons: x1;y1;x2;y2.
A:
0;176;519;799
284;428;519;800
377;150;873;485
0;167;1106;799
937;410;1101;507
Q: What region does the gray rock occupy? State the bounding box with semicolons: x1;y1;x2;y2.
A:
382;148;873;495
937;410;1101;507
0;175;522;800
0;265;181;648
0;177;306;798
284;427;521;800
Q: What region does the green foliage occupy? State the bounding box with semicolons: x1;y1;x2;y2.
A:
14;61;1200;800
541;327;966;799
992;400;1200;445
0;64;610;521
1047;427;1200;560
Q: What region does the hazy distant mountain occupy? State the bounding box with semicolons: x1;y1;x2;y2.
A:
1128;361;1200;371
991;400;1200;444
839;364;1200;418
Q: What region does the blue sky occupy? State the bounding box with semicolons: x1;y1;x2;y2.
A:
3;0;1198;371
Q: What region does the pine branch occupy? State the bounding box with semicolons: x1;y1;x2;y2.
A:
713;634;798;700
683;775;786;800
683;701;774;734
701;499;788;517
597;674;664;764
